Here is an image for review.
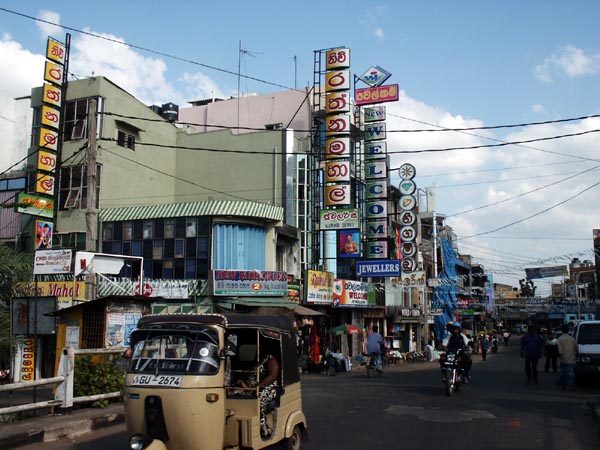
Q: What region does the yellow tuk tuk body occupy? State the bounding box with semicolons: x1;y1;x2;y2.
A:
123;313;307;450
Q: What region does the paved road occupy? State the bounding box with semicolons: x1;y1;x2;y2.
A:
7;343;600;449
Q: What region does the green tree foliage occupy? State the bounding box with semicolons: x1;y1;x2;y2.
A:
0;244;33;368
73;354;126;408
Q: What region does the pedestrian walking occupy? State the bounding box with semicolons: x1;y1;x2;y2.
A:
556;324;577;391
492;336;499;354
520;326;544;383
544;331;559;373
480;336;489;361
503;331;510;346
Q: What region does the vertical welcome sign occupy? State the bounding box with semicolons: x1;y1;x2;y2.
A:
34;37;67;250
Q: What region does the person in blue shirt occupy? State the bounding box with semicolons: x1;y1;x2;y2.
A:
520;326;544;383
366;325;384;372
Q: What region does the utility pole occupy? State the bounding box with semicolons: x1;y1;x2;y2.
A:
85;98;98;300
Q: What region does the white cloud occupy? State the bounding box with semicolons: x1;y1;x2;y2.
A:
374;28;385;41
531;104;546;114
36;10;62;40
534;45;600;83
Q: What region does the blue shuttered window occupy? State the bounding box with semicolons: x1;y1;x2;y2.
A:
213;223;265;270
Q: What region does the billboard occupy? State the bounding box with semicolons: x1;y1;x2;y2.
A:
524;266;568;279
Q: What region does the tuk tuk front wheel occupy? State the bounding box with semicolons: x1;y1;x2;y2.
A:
281;425;302;450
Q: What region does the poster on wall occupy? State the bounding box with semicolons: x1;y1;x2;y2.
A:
339;230;360;258
34;220;53;250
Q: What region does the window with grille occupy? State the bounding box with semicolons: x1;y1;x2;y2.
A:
117;130;136;150
59;164;101;210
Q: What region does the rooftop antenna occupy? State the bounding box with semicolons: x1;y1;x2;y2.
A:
238;40;261;134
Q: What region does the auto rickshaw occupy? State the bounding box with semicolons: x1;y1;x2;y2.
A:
123;313;307;450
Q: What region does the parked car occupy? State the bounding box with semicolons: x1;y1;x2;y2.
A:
573;320;600;381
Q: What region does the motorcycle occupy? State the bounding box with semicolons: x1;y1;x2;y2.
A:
440;349;467;396
321;349;345;376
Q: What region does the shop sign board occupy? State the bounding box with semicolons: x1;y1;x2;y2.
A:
212;270;288;296
34;249;72;274
306;269;334;305
356;259;400;277
320;208;360;230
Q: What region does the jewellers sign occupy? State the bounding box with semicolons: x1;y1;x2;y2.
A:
356;259;400;277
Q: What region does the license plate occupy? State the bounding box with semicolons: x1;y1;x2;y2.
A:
131;374;182;387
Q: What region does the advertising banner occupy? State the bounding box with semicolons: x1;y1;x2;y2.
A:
16;336;35;382
339;230;361;258
332;279;375;307
34;220;53;250
212;270;288;296
33;249;72;274
306;269;334;304
524;266;568;279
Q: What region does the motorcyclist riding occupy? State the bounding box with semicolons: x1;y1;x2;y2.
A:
441;322;472;380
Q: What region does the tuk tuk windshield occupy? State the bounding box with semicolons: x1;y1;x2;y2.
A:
129;328;220;375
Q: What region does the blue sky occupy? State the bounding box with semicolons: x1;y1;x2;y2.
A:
1;1;600;294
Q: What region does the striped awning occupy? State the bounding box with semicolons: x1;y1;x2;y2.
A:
99;200;284;223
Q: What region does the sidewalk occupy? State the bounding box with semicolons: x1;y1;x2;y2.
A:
0;402;125;449
0;353;598;449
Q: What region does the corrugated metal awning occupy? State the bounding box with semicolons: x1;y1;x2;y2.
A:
99;200;284;222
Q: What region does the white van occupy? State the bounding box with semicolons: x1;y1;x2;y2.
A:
573;320;600;379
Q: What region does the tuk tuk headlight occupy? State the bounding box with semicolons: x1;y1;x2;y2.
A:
129;434;152;450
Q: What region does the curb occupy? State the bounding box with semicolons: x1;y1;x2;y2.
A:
0;406;125;449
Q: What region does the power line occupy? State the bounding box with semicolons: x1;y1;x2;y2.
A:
447;163;600;217
457;176;600;238
0;7;294;92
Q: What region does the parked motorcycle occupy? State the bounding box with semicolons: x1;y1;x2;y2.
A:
440;349;467;396
321;349;345;376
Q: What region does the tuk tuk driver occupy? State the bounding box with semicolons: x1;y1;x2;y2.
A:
236;344;281;439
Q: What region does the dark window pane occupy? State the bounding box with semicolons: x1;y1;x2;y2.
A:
175;218;186;238
133;221;143;239
154;218;164;238
174;259;184;279
123;222;133;240
113;222;123;241
175;239;184;258
185;259;196;279
123;241;131;255
132;240;142;256
143;260;152;279
198;217;210;235
197;238;209;258
164;239;174;258
143;240;153;259
197;259;209;279
111;242;121;254
152;260;162;279
102;242;111;253
143;221;153;239
186;238;197;258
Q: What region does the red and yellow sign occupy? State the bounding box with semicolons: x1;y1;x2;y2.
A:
39;127;59;151
355;84;399;106
44;60;64;86
38;150;57;172
325;48;350;70
19;337;35;382
43;83;62;107
46;38;66;65
36;173;55;195
40;105;61;129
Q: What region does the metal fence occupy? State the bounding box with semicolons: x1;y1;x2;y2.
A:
0;347;125;416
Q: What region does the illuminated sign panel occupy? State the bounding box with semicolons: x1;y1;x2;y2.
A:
46;38;66;65
358;65;391;87
326;91;351;113
326;48;350;70
325;160;351;182
41;105;61;129
39;127;59;151
44;60;63;86
325;185;351;206
16;193;54;218
38;150;57;172
320;208;360;230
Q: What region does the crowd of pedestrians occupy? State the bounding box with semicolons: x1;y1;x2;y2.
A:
519;324;578;391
